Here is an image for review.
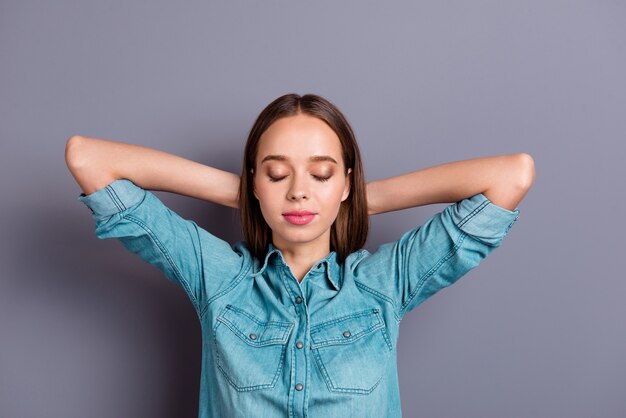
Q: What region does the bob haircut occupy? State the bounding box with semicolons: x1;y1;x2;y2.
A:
238;93;368;265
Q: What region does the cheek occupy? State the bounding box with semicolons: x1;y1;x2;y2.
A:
253;179;268;201
317;185;347;213
254;184;280;213
327;180;348;199
254;182;270;201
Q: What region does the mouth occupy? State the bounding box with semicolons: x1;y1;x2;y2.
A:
282;211;316;225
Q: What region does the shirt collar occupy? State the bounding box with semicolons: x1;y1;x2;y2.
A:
251;242;342;291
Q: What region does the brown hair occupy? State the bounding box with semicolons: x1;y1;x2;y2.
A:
238;93;368;264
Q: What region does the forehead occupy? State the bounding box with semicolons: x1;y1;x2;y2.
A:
256;114;343;166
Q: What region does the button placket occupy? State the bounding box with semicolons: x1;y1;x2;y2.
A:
291;316;307;401
281;265;308;403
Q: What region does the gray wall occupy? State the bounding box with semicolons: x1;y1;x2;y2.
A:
1;1;624;417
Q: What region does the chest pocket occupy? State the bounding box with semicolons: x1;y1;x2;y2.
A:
310;308;393;394
213;304;294;392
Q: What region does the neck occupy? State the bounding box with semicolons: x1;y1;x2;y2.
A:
271;235;331;282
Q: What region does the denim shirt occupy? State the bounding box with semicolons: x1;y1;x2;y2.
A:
77;179;520;418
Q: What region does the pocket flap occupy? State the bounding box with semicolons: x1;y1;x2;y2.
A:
216;305;293;346
310;308;384;349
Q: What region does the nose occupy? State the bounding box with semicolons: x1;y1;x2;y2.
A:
289;190;307;201
287;174;308;201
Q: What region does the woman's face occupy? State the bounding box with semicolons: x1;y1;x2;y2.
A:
252;113;351;251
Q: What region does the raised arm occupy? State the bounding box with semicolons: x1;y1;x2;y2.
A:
65;135;248;316
366;153;535;215
65;135;241;208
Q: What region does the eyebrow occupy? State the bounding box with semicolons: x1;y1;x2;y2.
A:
260;155;338;165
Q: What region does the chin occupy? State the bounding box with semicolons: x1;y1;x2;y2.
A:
278;233;318;244
273;228;328;245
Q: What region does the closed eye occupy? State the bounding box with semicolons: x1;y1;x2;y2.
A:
313;175;331;182
268;176;286;182
268;175;331;183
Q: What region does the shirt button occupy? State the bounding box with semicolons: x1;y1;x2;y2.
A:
249;333;257;340
296;341;304;349
343;330;351;338
295;296;302;304
295;383;304;391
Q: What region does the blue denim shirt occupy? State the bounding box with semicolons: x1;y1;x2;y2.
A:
78;179;520;418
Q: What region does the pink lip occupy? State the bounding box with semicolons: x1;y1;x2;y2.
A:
283;211;316;225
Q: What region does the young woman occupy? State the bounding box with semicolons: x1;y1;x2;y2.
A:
65;93;534;417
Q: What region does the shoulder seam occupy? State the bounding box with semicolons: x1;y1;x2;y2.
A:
125;213;201;313
399;230;468;318
202;256;252;319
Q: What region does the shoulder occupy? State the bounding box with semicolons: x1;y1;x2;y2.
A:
343;248;371;271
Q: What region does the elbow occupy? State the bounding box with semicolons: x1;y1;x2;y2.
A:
65;135;117;195
483;153;535;211
514;153;536;191
65;135;100;183
65;135;88;170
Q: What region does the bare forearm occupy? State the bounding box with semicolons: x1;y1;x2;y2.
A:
366;153;534;215
65;135;241;208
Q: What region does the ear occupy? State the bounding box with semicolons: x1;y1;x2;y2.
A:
341;168;352;202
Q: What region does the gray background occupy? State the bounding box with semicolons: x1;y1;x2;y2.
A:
1;1;624;417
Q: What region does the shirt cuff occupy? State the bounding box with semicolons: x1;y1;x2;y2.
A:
77;179;146;220
450;192;520;246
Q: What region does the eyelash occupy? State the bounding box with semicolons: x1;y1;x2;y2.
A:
314;175;331;183
269;175;331;183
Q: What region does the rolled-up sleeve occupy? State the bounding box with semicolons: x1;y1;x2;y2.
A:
353;192;520;321
77;179;247;317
